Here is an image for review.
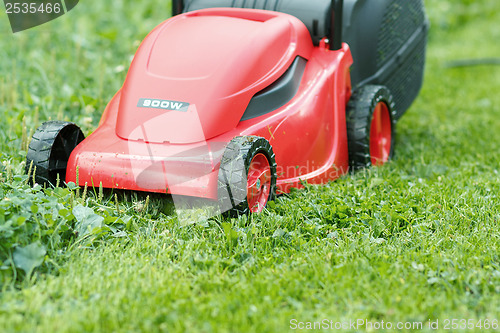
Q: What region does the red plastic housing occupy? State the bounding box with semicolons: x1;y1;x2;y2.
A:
66;8;353;200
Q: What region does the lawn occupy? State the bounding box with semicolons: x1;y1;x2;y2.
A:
0;0;499;332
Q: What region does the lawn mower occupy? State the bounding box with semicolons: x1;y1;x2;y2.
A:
26;0;429;215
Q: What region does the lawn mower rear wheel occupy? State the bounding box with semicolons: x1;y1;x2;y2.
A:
346;85;396;170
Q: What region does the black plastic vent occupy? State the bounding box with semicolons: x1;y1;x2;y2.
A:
241;57;307;121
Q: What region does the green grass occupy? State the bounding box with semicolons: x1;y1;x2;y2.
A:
0;0;499;332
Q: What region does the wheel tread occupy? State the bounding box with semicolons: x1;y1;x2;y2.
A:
218;136;277;216
25;121;84;187
346;85;396;170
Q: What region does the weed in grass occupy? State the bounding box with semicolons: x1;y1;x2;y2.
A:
0;175;137;287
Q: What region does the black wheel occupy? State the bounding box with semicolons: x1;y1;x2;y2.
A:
25;121;85;187
346;85;396;170
218;136;277;215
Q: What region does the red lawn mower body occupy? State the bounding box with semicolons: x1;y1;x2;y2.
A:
27;1;428;214
66;8;353;200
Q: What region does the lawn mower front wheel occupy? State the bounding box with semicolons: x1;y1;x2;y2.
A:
26;121;85;187
218;136;277;215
